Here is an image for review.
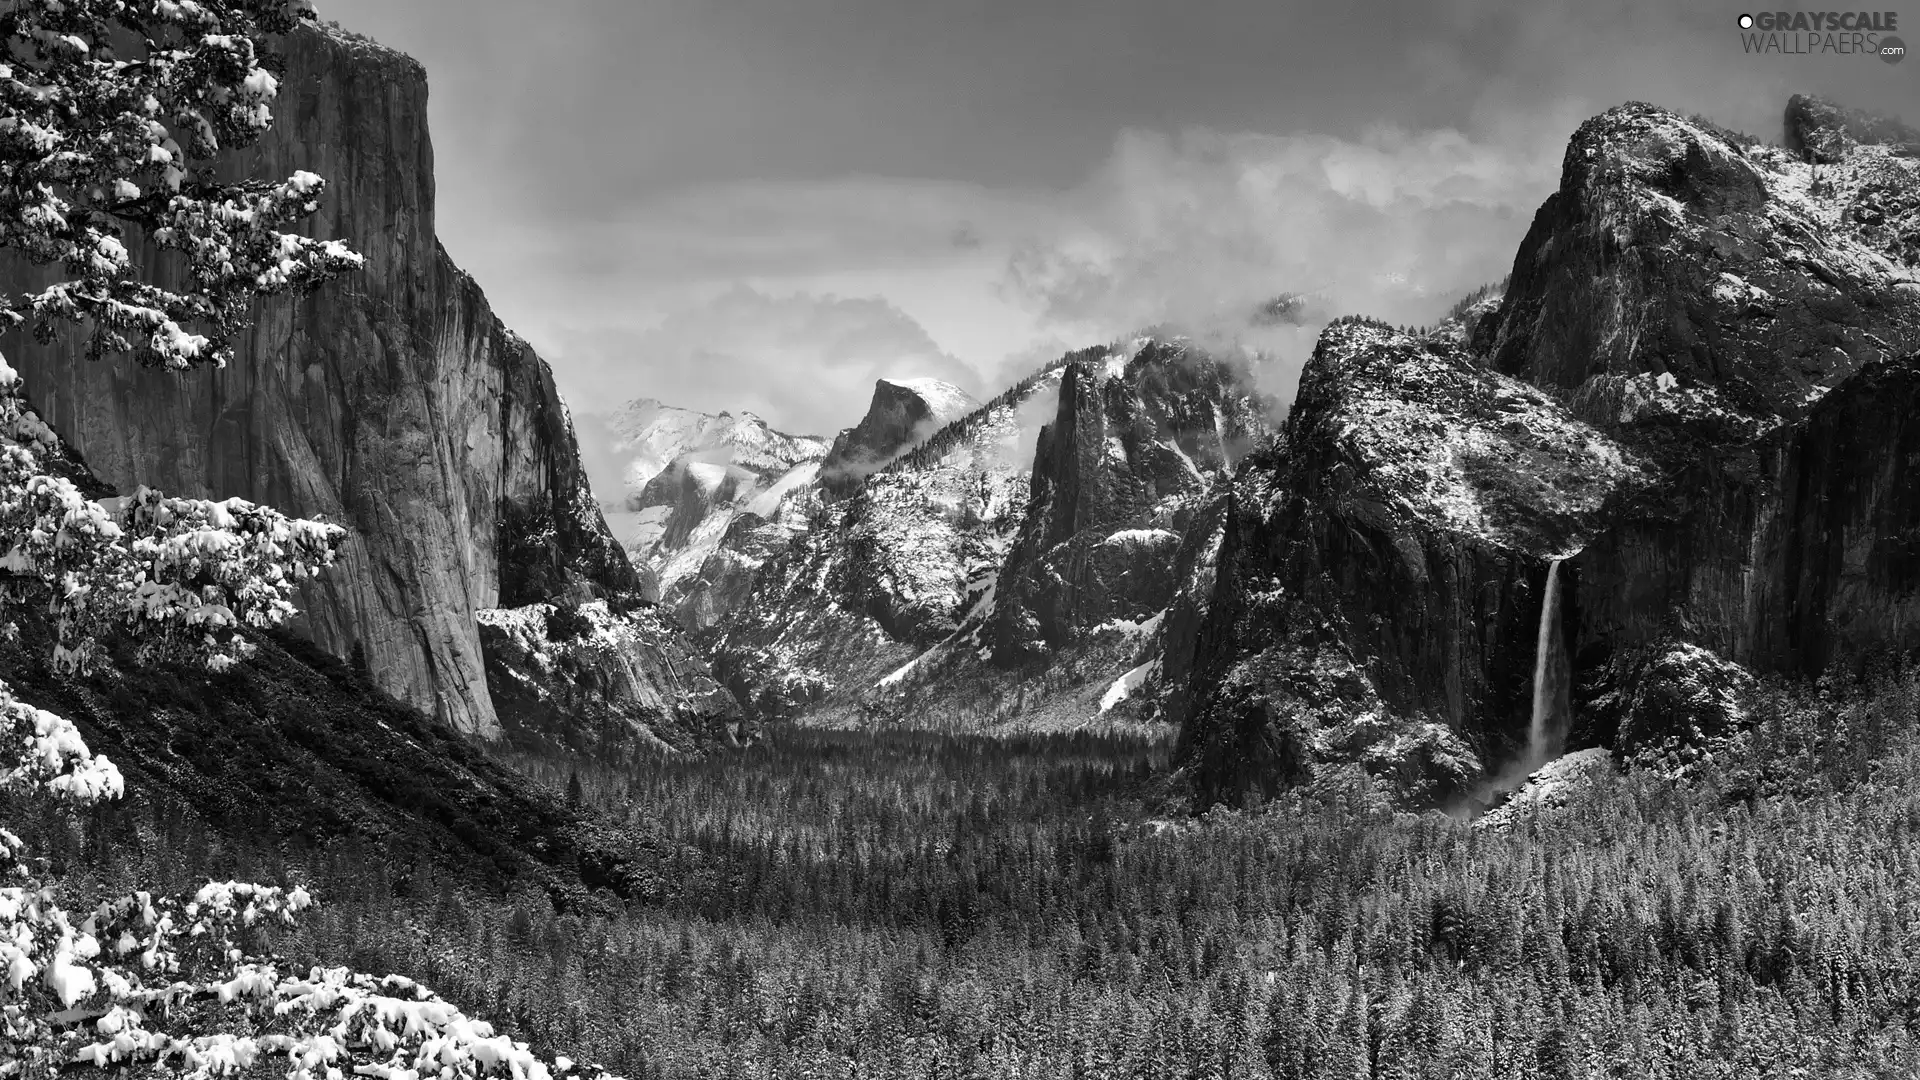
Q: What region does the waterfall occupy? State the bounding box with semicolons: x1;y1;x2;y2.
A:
1466;555;1574;810
1525;557;1566;770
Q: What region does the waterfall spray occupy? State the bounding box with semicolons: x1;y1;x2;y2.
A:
1525;557;1566;770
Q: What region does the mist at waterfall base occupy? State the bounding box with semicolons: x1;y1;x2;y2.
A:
1457;557;1574;815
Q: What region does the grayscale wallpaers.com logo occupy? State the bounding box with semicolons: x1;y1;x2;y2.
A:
1737;11;1905;61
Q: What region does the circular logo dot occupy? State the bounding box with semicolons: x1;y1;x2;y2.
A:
1881;34;1906;63
1738;13;1754;28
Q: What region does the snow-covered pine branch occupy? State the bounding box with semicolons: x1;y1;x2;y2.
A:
0;0;365;368
0;0;366;670
0;358;345;672
0;682;622;1080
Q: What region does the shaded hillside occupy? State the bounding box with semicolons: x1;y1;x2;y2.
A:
0;614;700;912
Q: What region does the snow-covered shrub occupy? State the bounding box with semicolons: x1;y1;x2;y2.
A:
1596;640;1755;775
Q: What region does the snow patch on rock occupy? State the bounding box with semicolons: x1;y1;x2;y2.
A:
1099;660;1158;713
1305;320;1647;554
883;377;976;426
1475;748;1615;830
1101;528;1179;549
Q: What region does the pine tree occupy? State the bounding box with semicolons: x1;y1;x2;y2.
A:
0;0;361;675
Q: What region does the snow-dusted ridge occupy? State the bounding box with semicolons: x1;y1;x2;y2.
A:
711;336;1272;731
1287;317;1648;555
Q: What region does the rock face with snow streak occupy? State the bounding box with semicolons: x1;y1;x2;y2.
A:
1179;97;1920;809
0;25;735;748
711;365;1064;720
988;341;1265;665
818;378;979;498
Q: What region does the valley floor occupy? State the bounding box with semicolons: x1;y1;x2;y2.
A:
15;665;1920;1079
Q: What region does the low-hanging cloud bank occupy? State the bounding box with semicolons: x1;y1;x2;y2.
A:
552;284;983;439
1001;118;1576;414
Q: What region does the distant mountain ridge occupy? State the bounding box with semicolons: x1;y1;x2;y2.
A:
577;400;831;613
711;337;1274;729
580;376;984;632
818;377;980;498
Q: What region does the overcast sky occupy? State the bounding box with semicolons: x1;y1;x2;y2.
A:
320;0;1916;437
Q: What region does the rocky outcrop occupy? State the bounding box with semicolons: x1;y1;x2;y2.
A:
477;600;744;754
818;378;978;498
0;25;734;747
1491;101;1919;428
1178;98;1920;808
1784;94;1920;162
988;340;1266;664
1176;318;1644;806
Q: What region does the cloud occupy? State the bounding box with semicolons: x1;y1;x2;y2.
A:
1006;123;1559;336
996;120;1574;415
554;285;983;438
443;177;1054;306
442;177;1061;430
332;0;1920;443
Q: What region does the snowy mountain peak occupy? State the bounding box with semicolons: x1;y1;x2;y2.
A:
818;376;982;498
878;377;977;424
713;339;1272;729
569;397;830;622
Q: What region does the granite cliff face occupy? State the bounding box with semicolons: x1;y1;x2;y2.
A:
0;25;738;747
1179;98;1920;807
818;378;978;498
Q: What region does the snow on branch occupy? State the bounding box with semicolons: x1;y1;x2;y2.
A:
0;379;347;672
0;0;364;369
0;681;621;1079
